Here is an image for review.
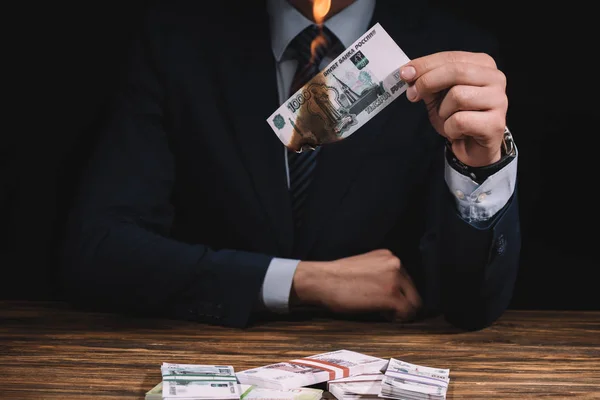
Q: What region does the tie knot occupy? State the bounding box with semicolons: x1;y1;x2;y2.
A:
288;24;338;68
287;25;340;96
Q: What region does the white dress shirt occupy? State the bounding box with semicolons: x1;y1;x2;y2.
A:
260;0;518;312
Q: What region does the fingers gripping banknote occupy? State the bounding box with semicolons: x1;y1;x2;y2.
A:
267;23;410;152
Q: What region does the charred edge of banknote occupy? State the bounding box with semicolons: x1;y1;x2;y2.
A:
287;74;344;153
286;73;404;153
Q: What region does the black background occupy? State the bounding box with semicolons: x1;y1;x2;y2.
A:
2;1;597;310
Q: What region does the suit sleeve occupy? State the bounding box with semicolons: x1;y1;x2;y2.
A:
61;19;271;328
418;136;521;331
408;22;521;330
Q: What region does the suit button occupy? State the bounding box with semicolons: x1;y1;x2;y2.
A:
495;234;506;255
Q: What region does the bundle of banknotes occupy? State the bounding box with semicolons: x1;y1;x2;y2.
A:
236;350;388;390
327;372;384;400
146;363;325;400
146;381;324;400
327;359;451;400
379;358;450;400
145;364;324;400
152;363;242;400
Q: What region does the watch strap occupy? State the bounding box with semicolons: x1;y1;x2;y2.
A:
445;127;516;184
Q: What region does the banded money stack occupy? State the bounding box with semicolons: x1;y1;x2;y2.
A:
379;358;450;400
236;350;388;390
160;363;242;400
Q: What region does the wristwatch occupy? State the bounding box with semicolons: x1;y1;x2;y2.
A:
445;126;517;184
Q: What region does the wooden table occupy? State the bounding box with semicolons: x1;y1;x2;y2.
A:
0;302;598;399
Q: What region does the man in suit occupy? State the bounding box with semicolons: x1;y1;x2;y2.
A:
61;0;520;330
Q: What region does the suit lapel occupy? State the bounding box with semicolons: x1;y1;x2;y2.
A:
219;6;294;255
292;2;429;258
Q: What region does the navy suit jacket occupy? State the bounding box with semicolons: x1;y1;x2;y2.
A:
62;0;521;330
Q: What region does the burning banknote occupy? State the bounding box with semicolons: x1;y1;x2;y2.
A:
267;22;411;152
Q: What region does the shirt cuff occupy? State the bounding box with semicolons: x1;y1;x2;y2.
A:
444;149;518;223
260;257;300;313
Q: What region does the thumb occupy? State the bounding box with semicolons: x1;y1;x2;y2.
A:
399;65;442;108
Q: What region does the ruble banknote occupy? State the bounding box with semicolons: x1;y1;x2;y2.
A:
267;23;410;152
161;363;242;399
379;358;450;400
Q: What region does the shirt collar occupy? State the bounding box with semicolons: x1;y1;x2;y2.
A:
267;0;376;62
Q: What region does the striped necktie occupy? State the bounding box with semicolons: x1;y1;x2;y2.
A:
287;24;339;229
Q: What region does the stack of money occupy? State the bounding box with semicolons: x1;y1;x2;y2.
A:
146;381;323;400
379;359;450;400
327;373;383;400
160;363;243;400
236;350;388;390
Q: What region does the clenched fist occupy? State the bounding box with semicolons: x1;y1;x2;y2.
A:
291;249;422;321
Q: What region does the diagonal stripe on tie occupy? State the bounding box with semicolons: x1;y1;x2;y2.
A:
286;24;339;229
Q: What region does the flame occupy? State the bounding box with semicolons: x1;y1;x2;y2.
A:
312;0;331;25
310;35;329;64
309;0;331;64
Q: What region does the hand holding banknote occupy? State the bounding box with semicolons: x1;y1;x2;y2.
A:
292;250;422;321
400;51;508;167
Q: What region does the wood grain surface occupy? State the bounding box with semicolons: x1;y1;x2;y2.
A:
0;301;598;399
